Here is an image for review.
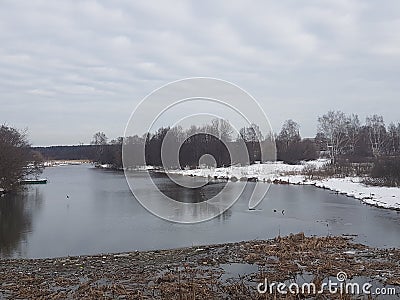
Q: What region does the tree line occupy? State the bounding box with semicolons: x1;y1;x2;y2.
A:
99;119;277;169
33;111;400;186
35;111;400;168
315;111;400;186
90;112;400;186
316;111;400;161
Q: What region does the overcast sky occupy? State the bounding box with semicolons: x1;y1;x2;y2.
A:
1;1;399;146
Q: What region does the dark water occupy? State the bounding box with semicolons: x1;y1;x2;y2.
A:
1;164;399;259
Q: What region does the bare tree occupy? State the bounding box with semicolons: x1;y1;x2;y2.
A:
239;124;263;142
209;118;233;142
276;120;317;163
0;125;43;192
317;111;349;163
386;122;400;155
366;115;386;157
277;119;301;149
346;114;361;155
91;132;108;145
238;124;263;163
90;132;108;164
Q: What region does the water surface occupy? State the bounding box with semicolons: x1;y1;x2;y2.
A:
1;164;399;258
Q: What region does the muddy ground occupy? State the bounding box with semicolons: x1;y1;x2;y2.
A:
0;233;399;299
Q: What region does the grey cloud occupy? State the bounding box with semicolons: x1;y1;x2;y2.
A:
0;0;399;145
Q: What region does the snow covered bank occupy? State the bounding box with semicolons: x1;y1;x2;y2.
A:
44;160;89;167
167;160;400;210
279;176;400;210
168;159;328;180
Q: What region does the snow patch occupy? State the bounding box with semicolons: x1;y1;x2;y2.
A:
167;159;400;210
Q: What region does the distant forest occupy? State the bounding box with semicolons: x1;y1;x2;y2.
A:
35;110;400;172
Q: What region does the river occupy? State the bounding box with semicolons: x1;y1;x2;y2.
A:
1;164;399;258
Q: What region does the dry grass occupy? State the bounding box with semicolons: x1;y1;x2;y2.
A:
0;233;399;299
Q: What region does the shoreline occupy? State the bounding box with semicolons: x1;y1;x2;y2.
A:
272;176;400;211
1;233;399;299
166;161;400;211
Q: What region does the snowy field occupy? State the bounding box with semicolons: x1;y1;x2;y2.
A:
167;159;400;210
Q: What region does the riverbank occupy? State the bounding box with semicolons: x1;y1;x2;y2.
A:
275;176;400;210
0;234;399;299
167;160;400;211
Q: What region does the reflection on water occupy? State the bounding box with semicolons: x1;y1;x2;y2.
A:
132;171;267;223
149;172;224;203
0;164;399;259
0;188;42;257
